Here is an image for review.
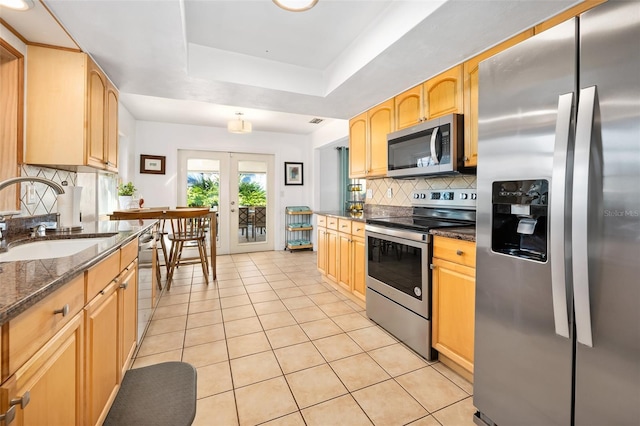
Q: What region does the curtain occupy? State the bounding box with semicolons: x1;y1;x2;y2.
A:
336;147;349;211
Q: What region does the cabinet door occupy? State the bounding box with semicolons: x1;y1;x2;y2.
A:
85;281;119;426
1;313;83;426
432;257;475;373
424;65;463;120
395;85;423;130
105;83;119;172
337;232;351;292
325;229;338;282
463;30;533;167
87;60;107;169
367;98;394;177
351;236;366;301
349;112;367;178
118;261;138;379
317;227;327;275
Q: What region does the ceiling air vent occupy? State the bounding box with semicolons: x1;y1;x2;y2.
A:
308;118;324;124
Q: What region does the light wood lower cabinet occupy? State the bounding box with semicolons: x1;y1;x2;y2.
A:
431;236;476;375
119;260;138;379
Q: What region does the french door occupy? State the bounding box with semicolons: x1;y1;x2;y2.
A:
178;150;275;254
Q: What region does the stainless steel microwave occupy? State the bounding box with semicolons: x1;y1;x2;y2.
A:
387;113;464;178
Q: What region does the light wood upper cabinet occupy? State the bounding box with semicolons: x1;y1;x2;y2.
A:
394;85;423;130
25;45;118;172
462;30;533;167
348;99;394;178
424;65;463;120
349;113;367;178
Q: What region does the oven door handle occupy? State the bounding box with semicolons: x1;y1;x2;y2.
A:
365;225;429;243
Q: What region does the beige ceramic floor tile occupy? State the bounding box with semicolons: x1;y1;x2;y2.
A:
259;311;297;330
197;361;233;398
235;377;298;425
286;364;348;409
299;283;331;295
221;304;257;322
132;350;182;369
432;362;474;395
352;379;428;425
253;300;288;315
312;333;363;362
301;394;373;426
187;310;223;328
220;294;252;309
227;331;272;359
145;315;187;336
268;279;297;289
289;306;328;324
242;275;267;285
249;290;280;303
217;272;241;280
282;296;316;310
189;298;221;314
189;287;219;301
368;343;429;377
274;342;326;374
275;287;305;299
137;330;185;357
193;391;238;426
152;303;189;320
265;325;310;349
407;415;442;426
261;412;306;426
217;278;244;288
182;340;228;367
184;323;225;347
230;350;283;388
218;286;248;298
245;282;273;293
263;273;289;282
317;301;355;317
331;312;374;332
299;318;343;340
348;326;397;351
157;293;191;307
330;353;391;392
239;269;263;278
396;367;469;413
432;397;477;426
307;292;341;305
224;316;263;338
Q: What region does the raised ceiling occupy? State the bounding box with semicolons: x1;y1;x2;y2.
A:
1;0;583;134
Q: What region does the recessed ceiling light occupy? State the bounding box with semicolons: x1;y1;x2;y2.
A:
0;0;34;11
272;0;318;12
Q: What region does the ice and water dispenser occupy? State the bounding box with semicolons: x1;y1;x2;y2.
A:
491;179;549;262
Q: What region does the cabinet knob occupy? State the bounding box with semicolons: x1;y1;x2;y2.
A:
53;304;70;317
10;391;30;409
430;264;436;270
0;406;16;425
456;249;464;256
120;281;129;290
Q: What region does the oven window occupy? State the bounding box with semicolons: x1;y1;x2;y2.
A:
367;235;423;300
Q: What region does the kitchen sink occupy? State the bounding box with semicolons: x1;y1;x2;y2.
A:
0;237;113;262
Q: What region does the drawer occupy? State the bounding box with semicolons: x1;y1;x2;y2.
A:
8;274;84;376
433;236;476;268
338;219;352;234
316;215;326;227
351;222;365;238
326;216;338;230
120;238;138;269
86;250;120;301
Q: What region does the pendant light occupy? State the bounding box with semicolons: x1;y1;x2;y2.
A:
227;113;252;134
272;0;318;12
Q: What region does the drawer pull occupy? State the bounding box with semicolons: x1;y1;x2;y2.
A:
0;406;16;425
53;304;70;317
10;391;30;409
341;225;348;228
456;249;464;256
120;281;129;290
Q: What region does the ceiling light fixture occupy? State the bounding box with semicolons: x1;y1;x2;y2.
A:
272;0;318;12
227;113;252;134
0;0;34;11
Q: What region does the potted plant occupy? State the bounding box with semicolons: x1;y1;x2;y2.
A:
117;182;136;210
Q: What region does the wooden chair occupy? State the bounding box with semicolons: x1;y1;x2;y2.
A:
166;210;210;289
238;207;250;238
253;206;266;236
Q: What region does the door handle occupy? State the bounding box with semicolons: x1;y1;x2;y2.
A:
430;126;440;165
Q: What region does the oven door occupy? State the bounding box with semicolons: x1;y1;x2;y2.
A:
365;227;431;318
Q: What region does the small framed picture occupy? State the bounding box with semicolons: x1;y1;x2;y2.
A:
140;154;166;175
284;162;303;185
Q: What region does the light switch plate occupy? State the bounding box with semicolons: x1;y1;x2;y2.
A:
366;189;373;199
26;184;36;205
386;188;393;198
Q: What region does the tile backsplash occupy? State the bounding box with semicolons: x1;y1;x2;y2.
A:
365;174;477;206
19;165;77;216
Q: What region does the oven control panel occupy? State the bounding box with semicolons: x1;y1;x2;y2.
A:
411;189;477;209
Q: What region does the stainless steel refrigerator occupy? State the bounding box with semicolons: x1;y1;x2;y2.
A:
474;1;640;425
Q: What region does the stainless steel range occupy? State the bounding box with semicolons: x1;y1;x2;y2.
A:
365;189;476;360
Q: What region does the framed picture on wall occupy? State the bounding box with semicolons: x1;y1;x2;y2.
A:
140;154;166;174
284;162;303;185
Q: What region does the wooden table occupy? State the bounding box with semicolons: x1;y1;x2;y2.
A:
108;208;216;281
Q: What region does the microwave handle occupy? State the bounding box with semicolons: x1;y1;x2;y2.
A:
430;127;440;165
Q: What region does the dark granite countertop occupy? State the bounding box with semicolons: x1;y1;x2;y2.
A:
430;226;476;242
0;219;157;325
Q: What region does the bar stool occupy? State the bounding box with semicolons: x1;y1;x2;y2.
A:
166;209;210;289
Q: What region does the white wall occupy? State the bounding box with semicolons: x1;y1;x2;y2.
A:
117;104;137;184
133;121;314;250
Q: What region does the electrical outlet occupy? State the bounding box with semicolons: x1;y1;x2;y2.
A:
366;189;373;199
386;188;393;198
26;184;36;205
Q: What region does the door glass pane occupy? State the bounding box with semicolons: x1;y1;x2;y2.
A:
186;158;219;244
237;160;267;244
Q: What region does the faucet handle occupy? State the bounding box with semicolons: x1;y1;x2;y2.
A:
31;223;46;237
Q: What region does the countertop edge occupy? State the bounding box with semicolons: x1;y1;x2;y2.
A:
429;227;476;242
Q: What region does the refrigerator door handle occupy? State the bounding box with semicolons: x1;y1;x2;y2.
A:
550;92;573;339
572;85;597;347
